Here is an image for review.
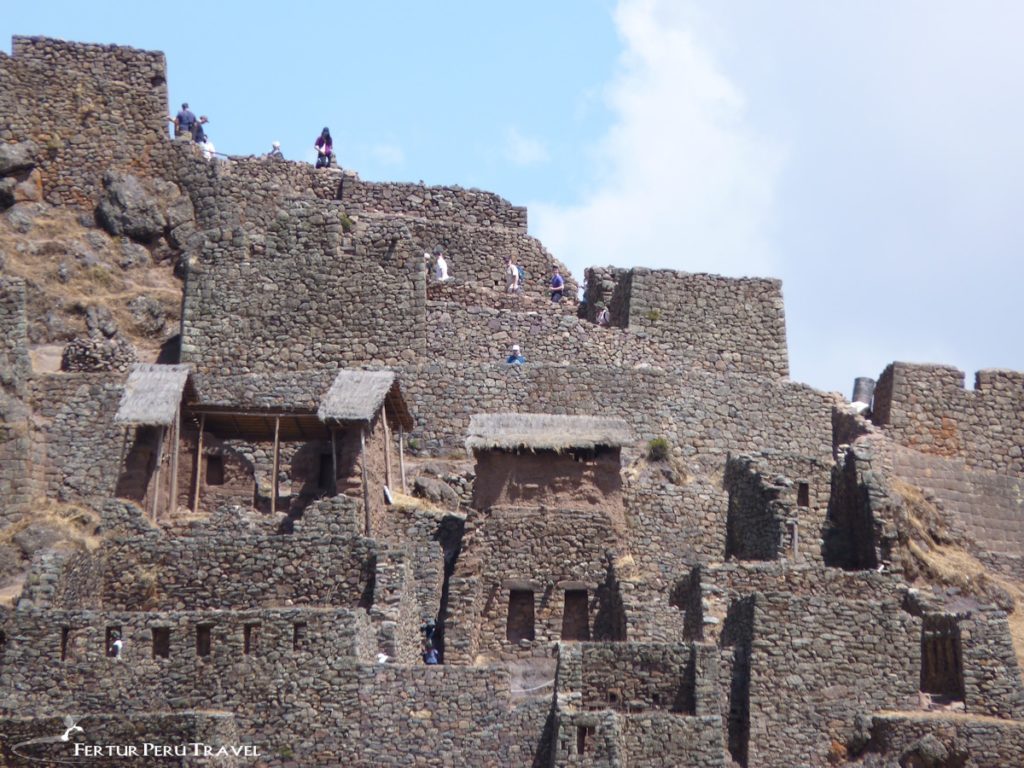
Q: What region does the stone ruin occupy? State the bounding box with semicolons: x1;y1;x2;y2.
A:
1;35;1024;767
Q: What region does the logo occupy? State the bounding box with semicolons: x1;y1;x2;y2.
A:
7;716;86;764
3;716;261;763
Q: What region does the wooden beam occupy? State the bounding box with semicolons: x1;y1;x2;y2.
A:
151;425;166;523
331;428;338;495
192;414;205;513
271;416;280;517
169;403;181;518
360;426;370;536
382;406;392;489
398;424;407;494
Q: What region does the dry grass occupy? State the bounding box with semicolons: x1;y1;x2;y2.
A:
892;479;1024;672
0;207;182;362
0;498;103;552
388;490;453;518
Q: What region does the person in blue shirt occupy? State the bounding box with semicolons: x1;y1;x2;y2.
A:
506;344;525;365
173;103;196;138
550;265;565;303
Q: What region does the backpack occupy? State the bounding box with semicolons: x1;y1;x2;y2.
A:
517;265;526;282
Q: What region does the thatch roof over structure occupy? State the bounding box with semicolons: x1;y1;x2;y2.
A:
465;413;633;453
115;364;192;427
318;370;414;430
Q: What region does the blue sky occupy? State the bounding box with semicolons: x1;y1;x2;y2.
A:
4;1;1022;395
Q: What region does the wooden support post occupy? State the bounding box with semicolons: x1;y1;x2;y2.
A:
398;424;407;494
361;426;370;536
271;416;280;517
151;426;166;523
331;428;338;495
115;426;129;498
382;406;392;489
192;414;205;513
169;404;181;518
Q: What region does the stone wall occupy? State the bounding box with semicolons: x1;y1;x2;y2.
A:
0;279;32;517
611;269;789;378
893;448;1024;561
451;504;627;662
340;176;528;231
27;372;125;502
0;37;169;208
745;591;920;767
959;608;1024;719
180;205;426;374
406;217;576;295
723;452;831;565
863;711;1024;766
402;362;835;458
873;362;1024;476
98;530;377;611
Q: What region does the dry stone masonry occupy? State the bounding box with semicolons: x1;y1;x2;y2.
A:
1;34;1023;767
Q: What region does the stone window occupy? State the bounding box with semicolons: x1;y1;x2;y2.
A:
797;482;810;508
562;589;591;642
506;590;535;643
152;627;170;659
293;622;307;651
920;616;964;701
318;454;334;491
205;455;225;486
105;626;122;658
61;627;71;661
195;624;212;657
576;725;594;755
244;623;260;655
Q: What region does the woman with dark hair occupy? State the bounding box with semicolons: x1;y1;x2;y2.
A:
314;127;334;168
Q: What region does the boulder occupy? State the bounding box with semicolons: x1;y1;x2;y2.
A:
12;523;64;558
128;294;166;336
13;169;43;203
0;141;36;175
95;171;166;242
413;476;461;508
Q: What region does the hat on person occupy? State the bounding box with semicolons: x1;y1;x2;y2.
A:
199;115;209;123
272;141;281;149
512;344;520;352
182;102;189;109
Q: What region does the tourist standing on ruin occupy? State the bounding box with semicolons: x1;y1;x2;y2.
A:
434;246;449;281
315;127;334;168
595;302;610;326
504;256;520;293
173;102;196;137
267;141;284;160
506;344;525;365
550;265;564;303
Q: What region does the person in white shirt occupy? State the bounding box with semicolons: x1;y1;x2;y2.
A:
434;247;449;281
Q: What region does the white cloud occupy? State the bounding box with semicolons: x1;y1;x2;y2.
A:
531;0;782;282
370;143;405;166
504;127;549;167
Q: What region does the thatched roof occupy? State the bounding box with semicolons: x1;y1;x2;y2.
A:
318;370;414;429
115;363;192;427
465;413;633;453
